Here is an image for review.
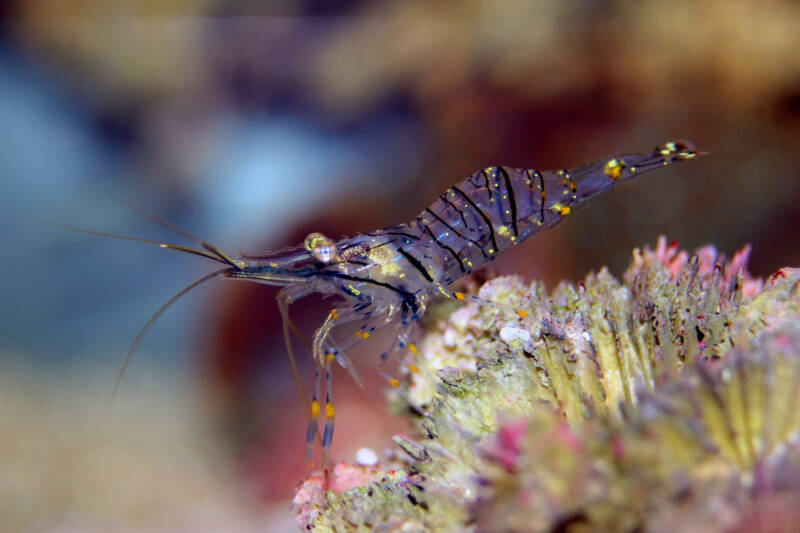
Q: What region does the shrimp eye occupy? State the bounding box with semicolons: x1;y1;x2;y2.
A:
304;232;339;264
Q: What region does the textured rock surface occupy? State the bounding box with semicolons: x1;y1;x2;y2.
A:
294;238;800;532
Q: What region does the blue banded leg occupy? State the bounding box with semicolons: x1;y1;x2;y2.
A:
306;365;322;467
379;319;419;366
322;352;336;469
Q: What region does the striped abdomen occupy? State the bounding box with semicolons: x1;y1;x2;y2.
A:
387;141;701;285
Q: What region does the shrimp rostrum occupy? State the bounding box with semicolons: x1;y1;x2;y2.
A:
81;140;703;466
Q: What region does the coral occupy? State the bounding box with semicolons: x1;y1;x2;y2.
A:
293;237;800;532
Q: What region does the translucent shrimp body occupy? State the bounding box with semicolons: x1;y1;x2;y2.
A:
88;140;702;467
233;140;702;358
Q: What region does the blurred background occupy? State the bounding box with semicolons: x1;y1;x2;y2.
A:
2;1;800;531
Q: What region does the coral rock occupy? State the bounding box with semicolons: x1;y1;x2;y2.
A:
295;238;800;532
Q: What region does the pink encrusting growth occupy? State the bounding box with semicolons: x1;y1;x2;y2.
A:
636;235;763;297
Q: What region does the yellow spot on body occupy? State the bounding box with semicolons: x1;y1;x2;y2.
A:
355;331;362;338
348;284;361;296
330;309;339;320
549;202;571;215
389;378;400;388
408;364;419;374
516;309;530;318
369;245;402;277
497;225;510;237
326;403;335;418
604;158;623;180
560;205;571;215
454;292;466;301
327;352;336;363
488;249;495;254
311;401;320;417
409;343;419;356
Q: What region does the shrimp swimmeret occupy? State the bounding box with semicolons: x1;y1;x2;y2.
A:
71;140;704;467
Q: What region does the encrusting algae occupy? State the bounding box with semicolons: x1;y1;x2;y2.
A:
293;237;800;532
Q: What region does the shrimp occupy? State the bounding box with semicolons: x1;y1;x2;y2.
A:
72;140;704;467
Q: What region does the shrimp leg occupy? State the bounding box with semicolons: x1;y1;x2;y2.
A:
306;365;322;466
322;352;336;469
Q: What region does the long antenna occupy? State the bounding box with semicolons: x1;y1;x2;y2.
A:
112;197;241;269
40;218;231;265
111;268;230;401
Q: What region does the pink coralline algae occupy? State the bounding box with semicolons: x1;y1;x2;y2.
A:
294;238;800;533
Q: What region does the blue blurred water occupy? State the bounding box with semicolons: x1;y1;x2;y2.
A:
0;47;423;370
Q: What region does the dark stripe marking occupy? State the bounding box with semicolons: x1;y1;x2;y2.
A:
381;230;420;241
425;206;486;260
481;168;503;224
397;248;434;283
353;301;371;312
535;170;545;225
325;272;414;301
498;166;518;238
441;194;479;235
452;185;498;255
422;224;466;273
